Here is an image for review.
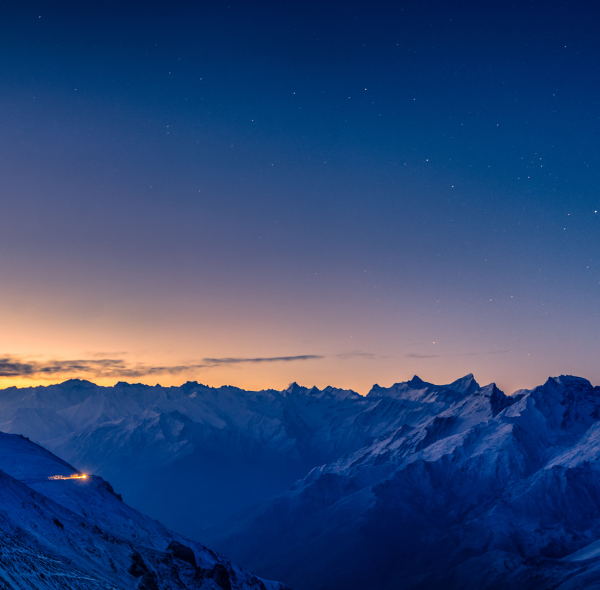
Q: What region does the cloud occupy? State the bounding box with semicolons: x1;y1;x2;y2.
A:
0;356;208;379
84;351;130;358
335;351;377;360
0;353;324;380
405;350;511;360
203;355;323;364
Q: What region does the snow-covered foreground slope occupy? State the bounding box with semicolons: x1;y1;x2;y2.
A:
0;432;288;590
205;375;600;590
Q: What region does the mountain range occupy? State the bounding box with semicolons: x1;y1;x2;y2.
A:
3;374;600;588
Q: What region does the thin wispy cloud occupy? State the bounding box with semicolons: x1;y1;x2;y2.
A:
203;355;323;365
405;350;512;360
84;351;130;358
0;353;326;380
0;357;209;379
335;351;377;360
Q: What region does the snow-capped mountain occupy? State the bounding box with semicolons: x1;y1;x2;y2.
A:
0;431;288;590
5;374;600;589
204;375;600;589
0;378;429;536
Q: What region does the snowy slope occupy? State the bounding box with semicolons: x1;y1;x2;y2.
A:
0;432;288;590
0;532;120;590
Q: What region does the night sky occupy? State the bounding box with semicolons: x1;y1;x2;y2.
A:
1;0;599;394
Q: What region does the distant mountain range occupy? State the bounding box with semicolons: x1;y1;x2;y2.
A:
3;375;600;589
0;377;419;536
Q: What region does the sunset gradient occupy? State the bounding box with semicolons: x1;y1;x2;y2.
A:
1;1;599;395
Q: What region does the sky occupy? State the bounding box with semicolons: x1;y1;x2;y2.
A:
0;0;599;394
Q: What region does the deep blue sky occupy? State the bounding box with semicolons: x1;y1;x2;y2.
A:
1;0;599;393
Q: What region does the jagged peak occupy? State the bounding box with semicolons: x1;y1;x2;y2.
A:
408;375;428;388
523;375;600;433
57;378;97;388
284;382;309;395
530;375;596;406
366;377;432;398
445;373;480;395
321;386;362;399
532;375;595;401
484;383;515;416
368;374;482;399
547;375;593;388
179;381;210;392
114;381;154;389
282;383;360;399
